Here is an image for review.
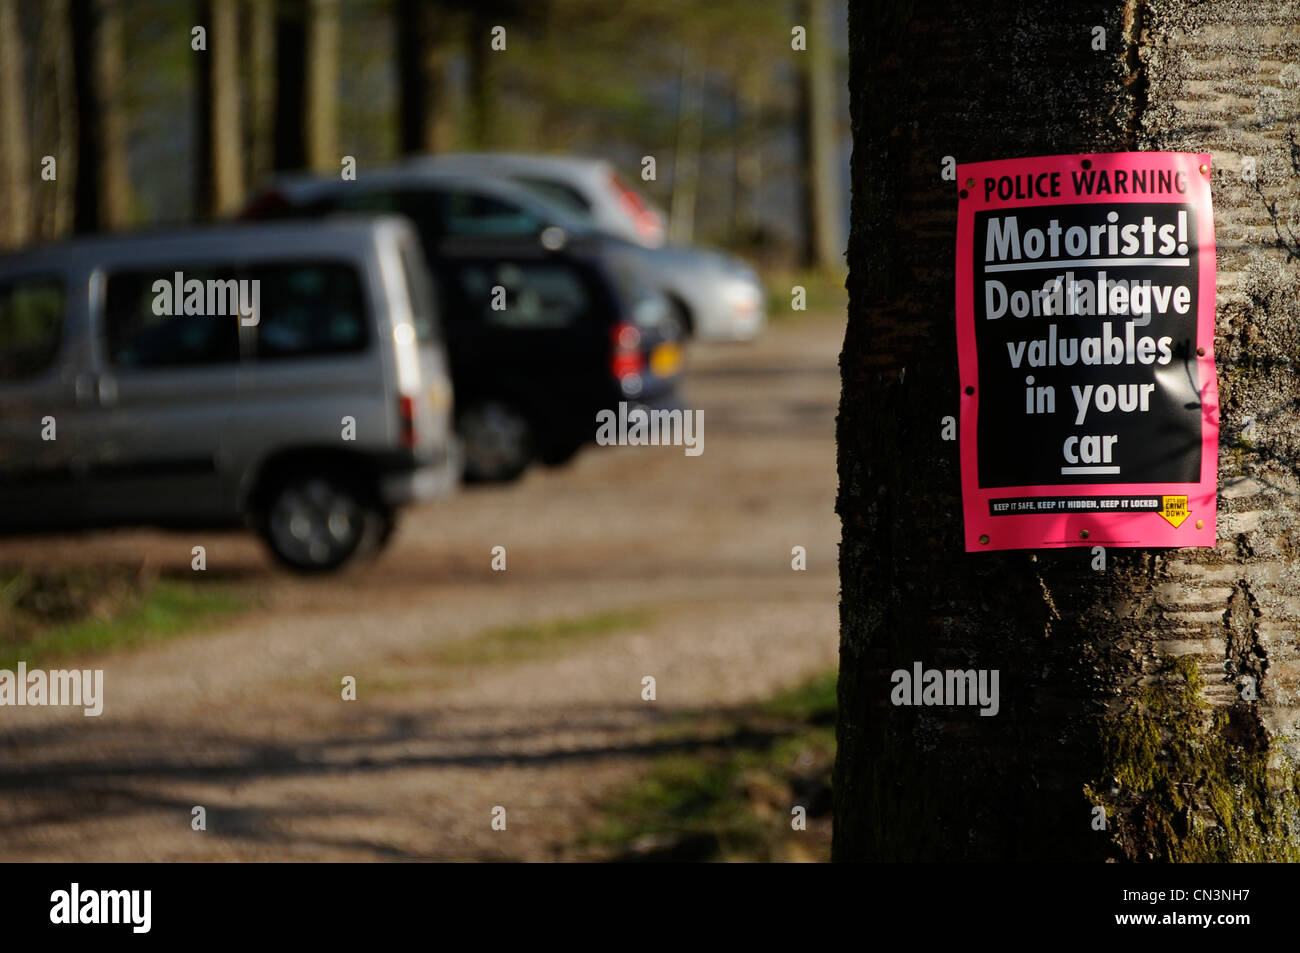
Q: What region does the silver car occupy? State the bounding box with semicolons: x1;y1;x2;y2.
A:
409;152;670;247
248;160;767;342
0;218;457;572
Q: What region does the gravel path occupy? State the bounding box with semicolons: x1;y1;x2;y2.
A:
0;314;844;861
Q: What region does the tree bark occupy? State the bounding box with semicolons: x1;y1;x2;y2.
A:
835;0;1300;862
0;0;32;249
196;0;245;218
797;0;844;273
69;0;129;233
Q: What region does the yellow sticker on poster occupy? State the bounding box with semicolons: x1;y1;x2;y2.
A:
1159;495;1189;527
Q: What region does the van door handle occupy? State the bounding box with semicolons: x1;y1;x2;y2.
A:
97;374;118;407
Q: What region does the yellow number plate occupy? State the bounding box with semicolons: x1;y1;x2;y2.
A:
650;342;683;377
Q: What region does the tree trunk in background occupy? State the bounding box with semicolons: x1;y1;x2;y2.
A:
835;0;1300;861
244;0;276;190
32;0;75;240
730;63;764;246
273;0;336;173
797;0;843;273
0;0;32;249
304;0;339;172
396;0;457;156
70;0;129;232
466;7;498;149
196;0;245;218
668;51;703;245
273;0;306;171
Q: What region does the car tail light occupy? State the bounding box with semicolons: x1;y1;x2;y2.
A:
609;172;664;243
398;395;417;449
238;190;292;220
610;321;644;381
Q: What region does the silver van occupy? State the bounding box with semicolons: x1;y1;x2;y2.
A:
0;218;457;572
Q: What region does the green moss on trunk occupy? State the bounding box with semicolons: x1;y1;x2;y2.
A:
1089;656;1300;861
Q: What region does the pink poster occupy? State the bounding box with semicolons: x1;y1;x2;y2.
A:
955;152;1218;552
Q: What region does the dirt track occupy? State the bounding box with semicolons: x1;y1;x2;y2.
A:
0;313;843;861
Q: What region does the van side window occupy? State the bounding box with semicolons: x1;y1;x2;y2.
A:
104;269;241;368
0;278;65;381
250;263;369;359
456;261;592;329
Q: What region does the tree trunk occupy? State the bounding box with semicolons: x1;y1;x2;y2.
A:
0;0;32;249
730;63;764;246
273;0;336;173
244;0;276;190
69;0;129;233
797;0;843;273
304;0;339;173
835;0;1300;862
272;0;306;171
196;0;245;218
465;7;498;149
668;51;703;245
32;0;76;241
396;0;457;156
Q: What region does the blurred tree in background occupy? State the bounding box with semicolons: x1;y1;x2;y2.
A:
70;0;130;232
0;0;31;250
195;0;243;215
0;0;849;260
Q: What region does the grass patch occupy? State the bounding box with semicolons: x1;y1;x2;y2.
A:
426;608;656;667
312;608;659;698
579;669;838;862
0;567;247;669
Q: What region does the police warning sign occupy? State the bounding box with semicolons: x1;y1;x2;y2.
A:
955;152;1218;551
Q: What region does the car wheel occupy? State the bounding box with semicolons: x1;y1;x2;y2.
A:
667;297;693;339
357;509;399;562
459;401;533;483
259;471;383;573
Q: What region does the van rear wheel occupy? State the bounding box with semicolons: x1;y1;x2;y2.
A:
459;401;533;483
259;472;383;572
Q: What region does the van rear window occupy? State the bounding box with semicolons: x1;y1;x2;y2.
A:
0;278;64;381
455;261;593;329
249;262;369;359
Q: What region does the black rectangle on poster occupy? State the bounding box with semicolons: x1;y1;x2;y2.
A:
972;202;1202;489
